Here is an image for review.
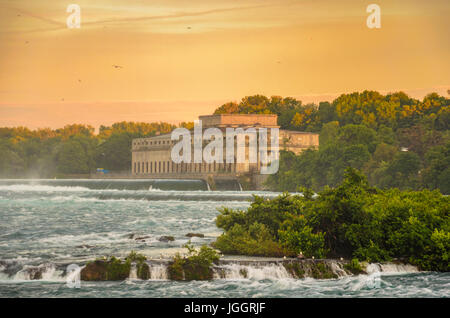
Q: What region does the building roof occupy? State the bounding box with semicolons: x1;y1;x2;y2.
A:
199;114;279;128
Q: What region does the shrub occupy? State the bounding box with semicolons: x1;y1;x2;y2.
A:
126;251;149;280
104;256;131;281
279;216;327;258
213;223;293;257
214;168;450;271
168;244;220;281
344;258;365;274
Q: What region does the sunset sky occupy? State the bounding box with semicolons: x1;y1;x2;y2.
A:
0;0;449;129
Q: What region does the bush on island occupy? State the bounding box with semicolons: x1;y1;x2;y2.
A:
168;244;220;281
213;168;449;272
81;251;149;281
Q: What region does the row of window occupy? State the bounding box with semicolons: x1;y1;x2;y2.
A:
133;161;237;174
134;134;282;147
134;140;174;146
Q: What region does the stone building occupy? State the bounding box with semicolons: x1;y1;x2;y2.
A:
131;114;319;184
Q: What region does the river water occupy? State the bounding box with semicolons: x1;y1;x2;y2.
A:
0;180;448;298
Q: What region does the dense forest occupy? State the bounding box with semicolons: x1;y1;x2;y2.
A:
0;122;176;178
214;91;449;194
0;90;448;194
0;120;198;178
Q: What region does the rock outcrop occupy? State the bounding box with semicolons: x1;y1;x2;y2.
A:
159;236;175;242
186;233;205;238
81;253;150;281
79;257;419;281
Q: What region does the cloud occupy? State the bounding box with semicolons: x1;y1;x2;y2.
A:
1;4;63;26
1;2;283;34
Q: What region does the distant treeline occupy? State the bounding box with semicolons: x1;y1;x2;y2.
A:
0;90;449;194
0;122;193;178
213;91;449;194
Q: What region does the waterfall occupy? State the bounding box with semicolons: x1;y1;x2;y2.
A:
214;263;291;280
0;259;420;282
116;260;422;281
214;179;242;191
379;263;418;273
330;261;348;277
149;264;169;280
129;264;138;279
366;263;381;274
12;264;60;281
0;179;208;191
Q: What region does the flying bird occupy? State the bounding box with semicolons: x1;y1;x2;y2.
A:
112;65;123;69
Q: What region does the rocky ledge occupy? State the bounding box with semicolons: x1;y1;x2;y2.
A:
80;257;419;281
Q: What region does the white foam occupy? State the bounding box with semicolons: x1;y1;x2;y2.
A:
36;231;130;246
0;185;90;192
367;263;419;275
149;264;169;280
12;264;64;282
379;263;419;273
129;264;138;280
215;263;292;280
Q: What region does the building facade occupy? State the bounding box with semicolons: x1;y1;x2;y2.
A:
131;114;319;179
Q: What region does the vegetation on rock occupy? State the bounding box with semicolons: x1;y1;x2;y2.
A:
81;251;149;281
126;251;150;280
311;262;338;279
283;262;306;278
168;244;220;281
344;259;365;275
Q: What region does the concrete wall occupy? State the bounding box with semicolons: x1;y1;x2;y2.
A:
199;114;278;128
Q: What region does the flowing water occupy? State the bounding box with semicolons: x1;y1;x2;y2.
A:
0;180;448;298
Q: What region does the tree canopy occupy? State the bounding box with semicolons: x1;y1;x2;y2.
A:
0;122;176;177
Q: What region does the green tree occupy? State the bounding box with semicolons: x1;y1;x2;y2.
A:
422;142;450;194
56;138;93;174
383;152;421;189
95;132;133;171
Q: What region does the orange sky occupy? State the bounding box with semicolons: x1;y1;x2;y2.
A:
0;0;449;129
